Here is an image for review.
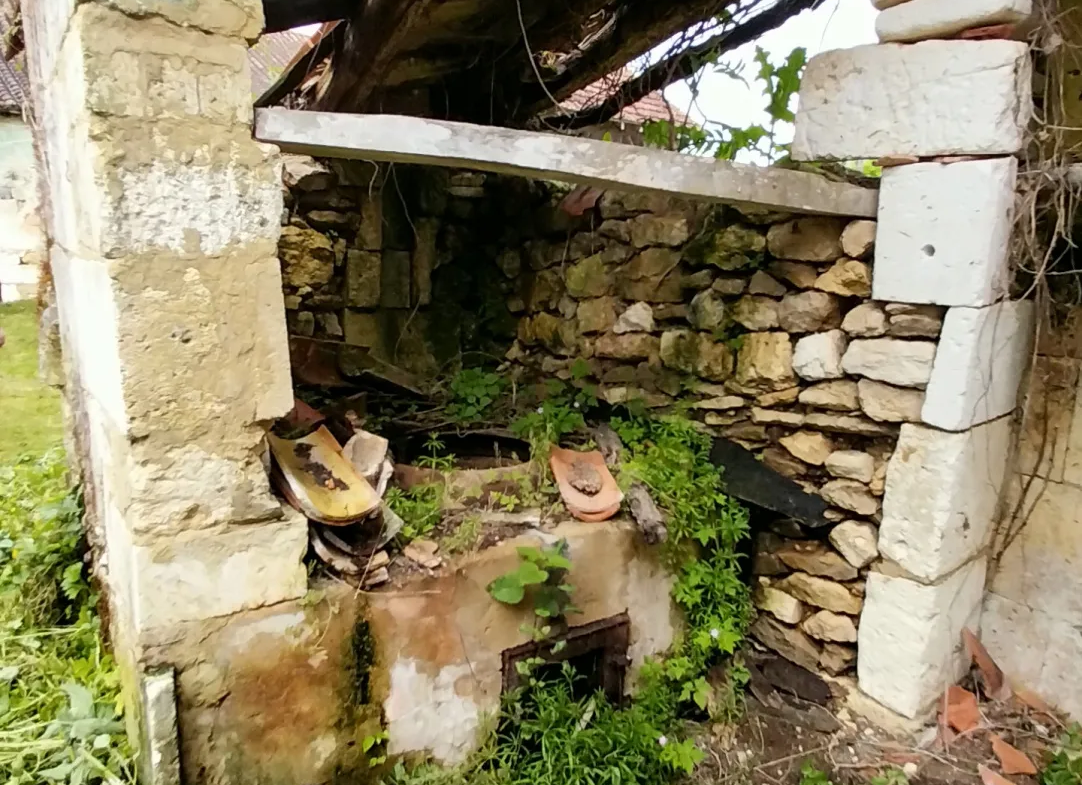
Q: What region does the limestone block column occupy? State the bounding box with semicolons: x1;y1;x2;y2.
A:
793;3;1036;719
22;0;303;661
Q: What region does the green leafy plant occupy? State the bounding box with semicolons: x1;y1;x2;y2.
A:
799;761;835;785
386;485;444;543
1043;724;1082;785
870;768;909;785
613;414;752;719
511;368;597;461
363;731;390;768
487;542;576;624
0;452;135;785
441;515;483;555
415;434;455;473
447;369;506;424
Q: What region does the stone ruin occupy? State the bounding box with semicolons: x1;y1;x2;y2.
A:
18;0;1082;782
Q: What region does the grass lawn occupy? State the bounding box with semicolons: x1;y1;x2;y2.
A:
0;300;63;462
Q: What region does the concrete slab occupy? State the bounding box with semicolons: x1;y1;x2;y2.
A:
254;109;878;218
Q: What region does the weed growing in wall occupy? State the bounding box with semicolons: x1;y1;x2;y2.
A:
613;414;752;718
447;369;507;425
0;452;135;784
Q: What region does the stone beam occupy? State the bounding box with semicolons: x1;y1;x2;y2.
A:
254;108;878;218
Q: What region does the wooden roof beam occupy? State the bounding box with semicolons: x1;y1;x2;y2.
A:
254;108;877;217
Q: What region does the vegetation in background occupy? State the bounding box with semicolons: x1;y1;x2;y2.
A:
642;46;806;164
0;302;63;462
1043;724;1082;785
510;361;597;461
386;435;454;542
447;369;506;424
0;452;134;785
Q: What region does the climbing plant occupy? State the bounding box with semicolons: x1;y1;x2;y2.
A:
642;45;807;164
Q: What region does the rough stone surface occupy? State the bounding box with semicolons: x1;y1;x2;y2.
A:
842;302;888;337
748;270;788;297
754;585;806;625
804;413;897;437
767;218;846;261
594;333;659;361
280;226;335;288
698;224;767;270
857;559;987;718
732;296;781;331
825;451;875;483
793;330;847;381
841;220;876;260
780;431;834;466
750;408;805;427
566;254;613;298
660;330;734;381
779;292;842;334
874;159;1017;307
829;521;880;569
770;261;819;289
879;419;1012;581
820;480;879;516
751;616;821;671
735;333;796;391
688;290;727;331
803;611;858;643
922;300;1035;431
842;339;937;388
777;573;863;615
815;259;871;298
876;0;1032;44
777;541;859;581
799;380;860;411
346;250;381;308
858;379;926;423
793;42;1032;160
629;214;690;248
820;644;857;675
577;298;619;334
613;301;654;334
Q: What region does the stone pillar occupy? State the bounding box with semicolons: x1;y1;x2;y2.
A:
792;2;1035;719
21;0;306;772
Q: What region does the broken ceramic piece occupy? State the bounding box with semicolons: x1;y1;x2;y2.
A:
550;446;623;521
269;426;381;525
344;429;390;484
403;538;442;569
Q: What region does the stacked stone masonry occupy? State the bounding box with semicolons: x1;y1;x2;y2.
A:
277;157;1025;698
22;0;300;781
792;0;1037;721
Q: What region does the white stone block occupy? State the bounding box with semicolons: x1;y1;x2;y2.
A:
107;505;309;631
873;159;1017;308
842;338;937;388
879;419;1012;581
877;0;1032;43
140;669;181;785
922;300;1035;431
793;330;847;381
793;42;1031;160
857;558;986;718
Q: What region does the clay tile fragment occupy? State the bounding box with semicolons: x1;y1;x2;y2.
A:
944;685;981;733
991;735;1038;776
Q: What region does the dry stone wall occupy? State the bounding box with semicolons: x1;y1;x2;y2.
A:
792;0;1036;720
276;160;985;685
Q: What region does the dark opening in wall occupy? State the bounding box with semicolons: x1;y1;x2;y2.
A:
501;614;630;703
